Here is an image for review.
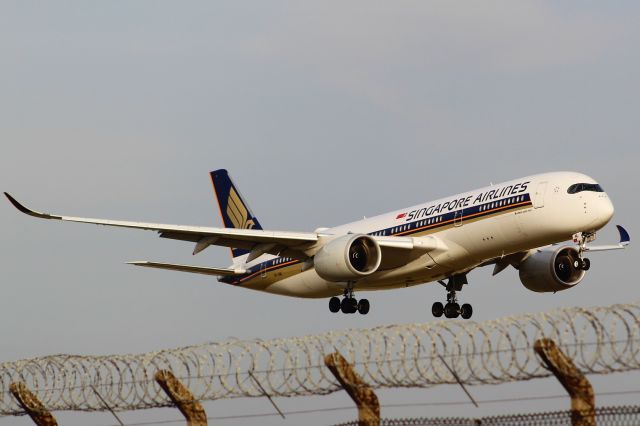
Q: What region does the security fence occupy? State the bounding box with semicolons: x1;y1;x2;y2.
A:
335;405;640;426
0;302;639;415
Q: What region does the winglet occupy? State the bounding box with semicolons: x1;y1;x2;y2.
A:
617;225;630;245
4;192;60;220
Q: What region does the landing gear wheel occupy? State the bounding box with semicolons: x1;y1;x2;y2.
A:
341;297;358;314
581;258;591;271
329;297;341;313
340;298;349;314
357;299;370;315
444;302;460;318
432;302;444;318
460;303;473;319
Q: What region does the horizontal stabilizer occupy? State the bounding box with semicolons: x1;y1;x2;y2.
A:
127;261;246;276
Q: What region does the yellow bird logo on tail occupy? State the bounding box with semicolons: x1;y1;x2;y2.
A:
226;187;255;229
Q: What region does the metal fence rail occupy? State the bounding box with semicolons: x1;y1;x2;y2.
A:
335;405;640;426
0;302;639;414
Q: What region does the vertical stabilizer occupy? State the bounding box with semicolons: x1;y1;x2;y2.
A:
210;169;263;258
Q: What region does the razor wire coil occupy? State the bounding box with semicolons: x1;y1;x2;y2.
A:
0;302;639;414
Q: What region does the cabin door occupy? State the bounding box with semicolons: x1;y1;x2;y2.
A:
533;181;547;209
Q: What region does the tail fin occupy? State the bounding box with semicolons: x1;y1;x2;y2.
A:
210;169;263;258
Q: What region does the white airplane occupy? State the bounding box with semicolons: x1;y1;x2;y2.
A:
5;170;630;319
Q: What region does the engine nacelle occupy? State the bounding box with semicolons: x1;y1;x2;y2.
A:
519;246;586;293
314;234;382;282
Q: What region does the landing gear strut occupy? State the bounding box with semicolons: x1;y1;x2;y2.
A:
432;274;473;320
328;284;370;315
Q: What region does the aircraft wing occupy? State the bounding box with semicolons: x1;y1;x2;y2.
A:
4;193;319;255
583;225;631;252
5;192;445;262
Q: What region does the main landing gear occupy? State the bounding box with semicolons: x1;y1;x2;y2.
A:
329;286;369;315
432;274;473;320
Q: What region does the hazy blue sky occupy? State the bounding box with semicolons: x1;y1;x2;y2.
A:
1;1;638;425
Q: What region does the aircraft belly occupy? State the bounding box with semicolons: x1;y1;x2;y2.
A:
359;253;446;289
263;269;339;299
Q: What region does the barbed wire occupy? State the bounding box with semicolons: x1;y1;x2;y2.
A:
0;302;639;414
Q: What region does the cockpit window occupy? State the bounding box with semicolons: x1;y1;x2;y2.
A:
567;183;604;194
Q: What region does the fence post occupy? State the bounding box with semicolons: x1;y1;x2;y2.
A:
155;370;208;426
9;382;58;426
534;338;595;426
325;351;380;426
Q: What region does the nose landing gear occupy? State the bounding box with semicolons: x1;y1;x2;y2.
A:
574;231;594;271
328;285;370;315
580;258;591;270
432;274;473;320
572;257;591;271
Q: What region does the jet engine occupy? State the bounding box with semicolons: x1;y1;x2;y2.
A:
314;234;382;282
519;246;586;293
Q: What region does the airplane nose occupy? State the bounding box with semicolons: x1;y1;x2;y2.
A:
586;195;614;231
602;197;615;222
594;196;615;229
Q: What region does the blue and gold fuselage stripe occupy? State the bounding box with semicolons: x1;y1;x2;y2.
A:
220;194;532;286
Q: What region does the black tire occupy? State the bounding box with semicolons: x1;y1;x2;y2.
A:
432;302;444;318
348;298;358;313
358;299;370;315
460;303;473;319
329;297;341;313
582;258;591;271
340;298;350;314
444;302;460;318
342;297;357;314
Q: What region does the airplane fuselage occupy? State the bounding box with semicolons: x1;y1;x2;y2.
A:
221;172;614;298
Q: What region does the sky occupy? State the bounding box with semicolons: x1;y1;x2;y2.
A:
0;1;639;424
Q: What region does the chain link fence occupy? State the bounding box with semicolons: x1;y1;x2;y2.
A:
335;405;640;426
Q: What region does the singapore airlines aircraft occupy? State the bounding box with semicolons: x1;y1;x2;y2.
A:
5;170;630;319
